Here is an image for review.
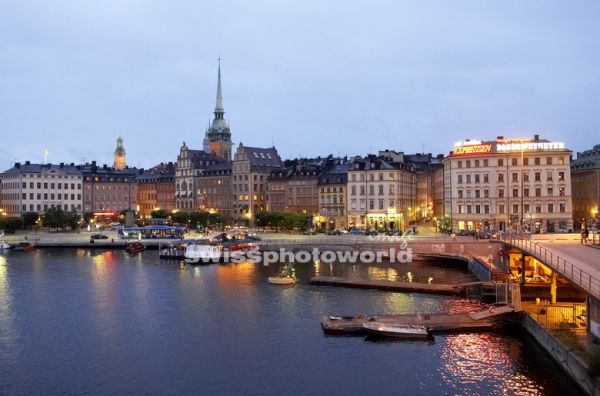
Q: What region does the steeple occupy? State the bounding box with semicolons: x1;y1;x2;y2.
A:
215;57;224;115
113;136;126;170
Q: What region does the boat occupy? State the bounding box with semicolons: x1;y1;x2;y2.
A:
184;243;222;264
12;242;35;252
159;242;187;260
268;265;296;285
362;322;432;340
125;242;145;254
0;241;11;250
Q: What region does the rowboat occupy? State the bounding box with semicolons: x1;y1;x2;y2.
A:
362;322;432;340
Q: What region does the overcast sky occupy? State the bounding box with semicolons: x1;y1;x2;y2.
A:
1;1;599;169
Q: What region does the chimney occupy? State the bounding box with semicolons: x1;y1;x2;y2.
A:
25;161;30;165
15;162;21;168
534;134;540;141
497;136;504;140
60;162;64;168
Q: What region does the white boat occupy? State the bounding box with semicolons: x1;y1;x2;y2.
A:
268;264;295;285
184;244;222;264
0;241;10;250
362;322;432;340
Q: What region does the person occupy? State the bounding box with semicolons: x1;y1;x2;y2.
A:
585;228;590;243
581;228;588;244
451;232;456;241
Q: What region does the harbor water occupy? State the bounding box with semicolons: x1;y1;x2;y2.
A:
0;249;581;395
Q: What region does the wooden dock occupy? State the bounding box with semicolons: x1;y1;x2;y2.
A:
321;307;516;335
310;276;465;296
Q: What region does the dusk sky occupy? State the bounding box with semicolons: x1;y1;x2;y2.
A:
1;1;599;169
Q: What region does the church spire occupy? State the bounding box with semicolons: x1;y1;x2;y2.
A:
215;57;224;115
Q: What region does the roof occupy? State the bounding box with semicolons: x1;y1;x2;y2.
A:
201;161;232;176
3;162;82;176
240;146;282;167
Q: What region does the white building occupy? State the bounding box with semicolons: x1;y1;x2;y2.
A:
0;162;83;216
346;156;416;231
443;135;573;233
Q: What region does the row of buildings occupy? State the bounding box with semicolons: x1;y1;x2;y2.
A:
1;63;598;233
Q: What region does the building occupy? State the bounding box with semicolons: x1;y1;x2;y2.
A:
203;60;233;162
267;160;322;217
402;153;445;221
317;160;351;230
196;161;233;216
113;137;126;171
175;143;221;212
0;161;83;216
346;155;417;231
232;143;282;223
443;135;573;233
136;163;176;217
571;144;600;229
80;162;140;214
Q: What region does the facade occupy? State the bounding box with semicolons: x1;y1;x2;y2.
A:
196;161;233;215
317;161;351;230
80;162;140;214
266;161;322;216
232;143;282;223
113;137;126;171
571;144;600;229
136;163;176;217
403;153;445;220
175;144;221;212
203;61;232;162
0;162;83;216
346;156;417;231
443;135;573;233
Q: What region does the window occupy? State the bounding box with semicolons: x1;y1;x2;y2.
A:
466;205;472;214
559;187;565;196
369;200;374;210
524;188;529;197
547;187;553;196
512;189;518;197
475;205;481;214
484;205;490;214
466;160;471;168
560;203;566;212
523;158;529;165
458;205;464;214
475;174;480;183
458;190;463;198
458;161;463;169
513;204;519;214
548;203;554;213
498;158;504;166
535;172;541;182
499;188;504;198
458;175;463;184
558;171;565;181
498;173;504;182
512;158;517;166
483;159;488;167
512;173;518;182
475;160;480;167
536;204;542;213
499;204;505;214
475;190;480;198
547;171;553;181
483;174;489;183
535;157;540;165
524;204;530;213
523;173;529;182
546;157;552;165
466;174;471;183
535;188;541;197
378;199;383;210
484;189;489;198
351;186;356;196
558;157;565;165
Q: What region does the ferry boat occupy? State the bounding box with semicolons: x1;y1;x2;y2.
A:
184;243;222;264
125;242;145;254
362;322;432;340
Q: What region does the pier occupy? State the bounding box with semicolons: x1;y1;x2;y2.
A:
310;276;494;296
321;306;516;335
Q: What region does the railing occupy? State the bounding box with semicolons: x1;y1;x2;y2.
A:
500;234;600;300
532;303;587;331
257;235;485;246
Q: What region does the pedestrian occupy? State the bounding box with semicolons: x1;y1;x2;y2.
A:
581;228;587;244
451;232;456;241
585;228;590;243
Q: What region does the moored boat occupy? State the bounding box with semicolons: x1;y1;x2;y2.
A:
12;242;35;252
268;264;295;285
125;242;145;254
184;243;222;264
0;242;12;250
362;322;432;340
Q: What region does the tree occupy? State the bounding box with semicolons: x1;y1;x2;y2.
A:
151;209;168;219
65;210;81;230
21;212;39;229
171;211;190;225
0;217;24;234
42;207;67;230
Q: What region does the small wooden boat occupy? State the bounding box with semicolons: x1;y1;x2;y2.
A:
125;242;145;254
268;264;295;285
362;322;432;340
12;242;35;252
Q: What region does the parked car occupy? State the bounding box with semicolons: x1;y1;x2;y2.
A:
246;234;262;241
363;229;379;236
326;228;348;235
301;228;317;235
477;232;491;240
90;233;108;240
349;228;363;235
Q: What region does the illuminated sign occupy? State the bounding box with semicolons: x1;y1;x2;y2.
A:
452;144;493;156
497;142;565;152
454;140;482;148
496;138;531;144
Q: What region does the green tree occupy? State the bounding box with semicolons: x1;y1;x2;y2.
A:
0;217;24;234
21;212;40;229
151;209;168;219
42;207;67;230
65;210;81;230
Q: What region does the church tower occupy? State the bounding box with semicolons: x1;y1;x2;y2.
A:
113;137;126;170
204;59;232;162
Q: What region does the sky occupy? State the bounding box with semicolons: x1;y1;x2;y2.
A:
1;0;599;170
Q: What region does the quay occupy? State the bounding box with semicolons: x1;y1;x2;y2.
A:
320;306;515;335
310;276;493;296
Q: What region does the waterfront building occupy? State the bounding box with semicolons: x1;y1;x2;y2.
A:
571;144;600;229
113;137;127;171
0;161;83;216
443;135;573;233
317;160;352;230
174;143;221;212
232;143;282;223
346;155;417;231
267;159;323;217
196;161;233;216
80;162;140;214
203;60;232;162
136;163;176;217
403;153;445;220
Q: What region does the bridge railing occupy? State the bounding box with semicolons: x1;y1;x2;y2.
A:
500;234;600;300
257;236;483;246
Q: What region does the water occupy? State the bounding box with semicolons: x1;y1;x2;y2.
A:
0;249;581;395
